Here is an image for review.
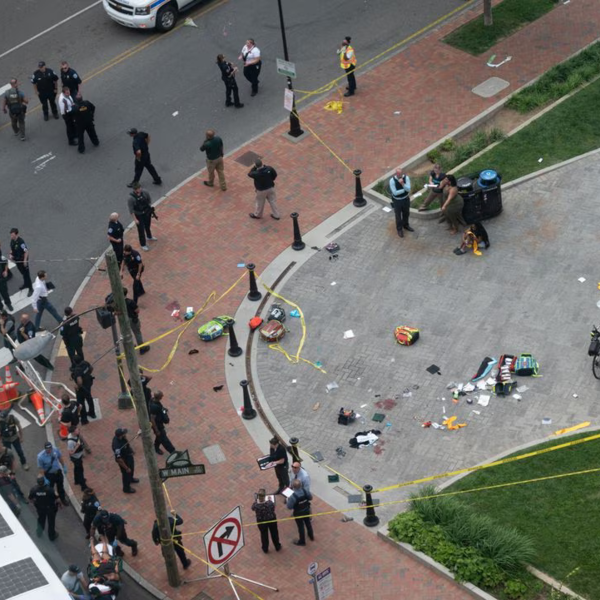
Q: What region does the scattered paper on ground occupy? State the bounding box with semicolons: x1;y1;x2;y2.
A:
478;394;490;407
343;330;355;339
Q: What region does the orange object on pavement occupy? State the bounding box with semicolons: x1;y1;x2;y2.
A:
30;391;45;424
0;377;8;412
4;368;19;403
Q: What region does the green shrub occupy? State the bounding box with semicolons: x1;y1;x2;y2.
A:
426;149;442;164
478;526;536;573
440;138;456;152
506;41;600;112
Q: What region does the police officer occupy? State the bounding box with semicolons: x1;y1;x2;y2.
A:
126;128;162;188
127;183;156;251
0;410;29;470
149;391;175;456
81;487;100;539
29;476;60;539
112;428;138;494
61;306;84;365
60;61;82;96
31;61;59;121
0;244;14;312
2;78;28;141
70;355;96;424
67;424;87;490
17;313;54;371
73;92;99;154
90;509;138;557
238;39;262;96
9;228;33;296
36;442;68;506
339;37;357;97
59;394;81;430
152;510;191;569
216;54;243;108
121;245;145;303
107;213;125;267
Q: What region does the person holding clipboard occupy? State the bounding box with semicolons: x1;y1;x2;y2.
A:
251;489;281;553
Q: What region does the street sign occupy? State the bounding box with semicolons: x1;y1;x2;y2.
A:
307;562;318;576
203;506;245;575
159;450;205;481
316;567;334;599
276;58;296;79
284;88;294;112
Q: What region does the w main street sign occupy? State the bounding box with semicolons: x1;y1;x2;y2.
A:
159;450;206;481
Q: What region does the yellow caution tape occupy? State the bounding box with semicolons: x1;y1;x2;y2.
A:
260;282;327;374
373;431;600;493
324;100;344;114
553;422;590;436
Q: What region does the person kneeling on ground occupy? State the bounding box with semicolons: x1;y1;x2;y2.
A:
454;222;490;255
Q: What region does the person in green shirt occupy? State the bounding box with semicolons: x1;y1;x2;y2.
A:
200;129;226;191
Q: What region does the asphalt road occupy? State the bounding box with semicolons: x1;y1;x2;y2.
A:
0;0;470;597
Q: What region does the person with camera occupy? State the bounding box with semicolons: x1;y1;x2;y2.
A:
2;78;28;141
149;391;175;456
127;183;156;251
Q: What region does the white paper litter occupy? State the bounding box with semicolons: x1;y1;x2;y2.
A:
447;382;457;390
478;394;490;407
542;417;552;425
393;111;401;115
326;382;339;392
471;410;481;415
578;277;586;283
516;385;528;393
382;206;392;212
538;157;544;163
291;379;297;384
485;377;496;386
573;394;579;398
442;406;446;414
331;282;337;286
463;383;475;392
477;380;488;390
512;394;522;400
172;111;179;117
360;404;368;408
343;330;355;339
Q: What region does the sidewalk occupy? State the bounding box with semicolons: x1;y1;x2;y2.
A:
51;2;600;599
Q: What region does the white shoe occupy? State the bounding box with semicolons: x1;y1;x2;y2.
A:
141;245;149;251
147;237;158;241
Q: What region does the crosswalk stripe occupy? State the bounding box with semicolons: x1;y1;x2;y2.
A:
3;262;54;314
11;410;31;430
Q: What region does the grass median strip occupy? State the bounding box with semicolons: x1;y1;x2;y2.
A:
444;0;556;56
457;75;600;182
446;432;600;599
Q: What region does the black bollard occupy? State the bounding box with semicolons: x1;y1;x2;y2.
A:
363;484;380;527
240;380;257;420
289;437;302;463
290;212;306;251
227;322;243;357
353;169;367;207
246;263;262;301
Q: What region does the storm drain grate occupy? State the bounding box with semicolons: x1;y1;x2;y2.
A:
235;150;261;167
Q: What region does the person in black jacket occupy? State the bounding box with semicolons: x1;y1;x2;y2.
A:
60;61;82;96
248;160;280;220
61;306;84;364
17;314;53;371
31;61;59;121
107;213;125;267
81;487;101;538
127;128;162;188
149;391;175;456
152;510;191;569
127;184;156;251
267;437;289;494
73;93;99;154
70;355;96;423
286;479;314;546
216;54;243;108
29;476;60;540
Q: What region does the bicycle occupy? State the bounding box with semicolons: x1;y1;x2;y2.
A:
589;326;600;379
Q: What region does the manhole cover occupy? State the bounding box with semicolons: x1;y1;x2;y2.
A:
235;150;261;167
472;77;509;98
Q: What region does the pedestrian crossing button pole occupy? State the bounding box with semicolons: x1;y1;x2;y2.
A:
353;169;367;207
290;212;305;251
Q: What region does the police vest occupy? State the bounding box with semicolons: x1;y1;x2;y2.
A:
340;45;356;69
5;88;23;115
0;417;18;441
391;177;409;200
293;492;311;515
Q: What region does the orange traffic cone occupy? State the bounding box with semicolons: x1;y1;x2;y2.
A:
4;368;18;403
30;391;45;424
0;378;8;412
4;366;13;385
58;421;69;440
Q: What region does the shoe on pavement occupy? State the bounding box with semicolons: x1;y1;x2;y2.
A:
249;213;261;219
61;497;70;506
398;229;404;238
124;488;136;494
155;448;164;455
344;92;354;97
43;114;49;122
126;182;136;188
139;346;150;355
275;544;282;551
152;179;162;185
270;215;280;220
6;305;14;311
147;236;158;241
183;559;192;570
50;533;59;541
235;104;244;108
132;543;138;557
27;289;33;296
292;540;306;546
203;181;214;187
141;245;149;251
404;225;415;232
131;478;140;483
53;113;59;120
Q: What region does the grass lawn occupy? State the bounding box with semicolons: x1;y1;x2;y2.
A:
446;431;600;599
444;0;556;56
456;75;600;182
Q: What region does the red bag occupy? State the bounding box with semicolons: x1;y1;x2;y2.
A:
249;317;263;331
394;326;419;346
259;320;286;342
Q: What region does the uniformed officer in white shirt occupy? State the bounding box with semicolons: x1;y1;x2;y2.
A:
58;86;77;145
239;39;262;96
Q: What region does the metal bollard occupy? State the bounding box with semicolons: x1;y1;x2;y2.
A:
353;169;367;207
240;380;257;420
363;484;380;527
246;263;262;301
227;322;243;357
290;212;306;251
289;437;302;463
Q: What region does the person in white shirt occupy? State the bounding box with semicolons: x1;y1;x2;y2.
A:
31;270;62;329
238;39;262;96
290;462;311;494
60;564;89;600
58;85;77;145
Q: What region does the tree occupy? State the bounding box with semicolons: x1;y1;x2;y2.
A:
484;0;493;26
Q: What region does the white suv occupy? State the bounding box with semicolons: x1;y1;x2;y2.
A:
102;0;200;32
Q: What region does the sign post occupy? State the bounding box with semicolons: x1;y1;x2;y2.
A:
309;565;334;599
184;506;279;598
276;58;296;79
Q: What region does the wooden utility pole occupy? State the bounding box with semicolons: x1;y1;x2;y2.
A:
484;0;493;26
106;251;181;587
